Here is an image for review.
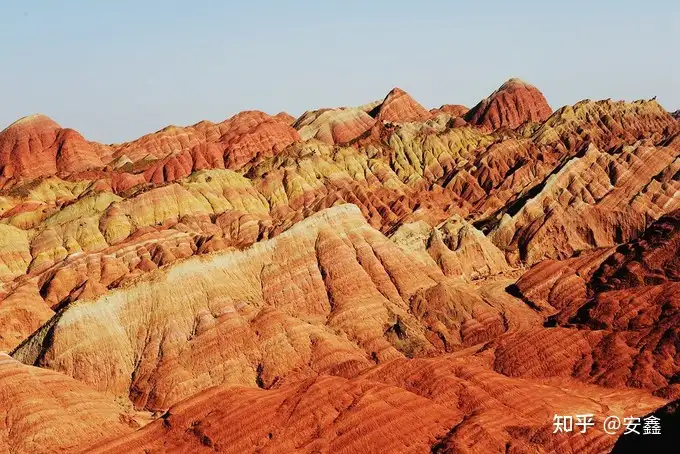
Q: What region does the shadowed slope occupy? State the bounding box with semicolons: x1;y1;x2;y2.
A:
512;210;680;397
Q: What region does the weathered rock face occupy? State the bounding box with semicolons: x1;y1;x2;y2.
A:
391;215;510;280
110;110;300;172
0;353;137;453
488;139;680;265
671;109;680;120
465;78;552;130
1;83;679;453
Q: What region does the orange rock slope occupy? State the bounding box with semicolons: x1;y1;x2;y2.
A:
1;78;679;453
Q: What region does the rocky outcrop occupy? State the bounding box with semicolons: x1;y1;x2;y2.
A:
391;215;510;280
110;110;299;171
488;139;680;265
465;78;552;130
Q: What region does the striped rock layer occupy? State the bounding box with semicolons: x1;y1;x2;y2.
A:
1;80;679;453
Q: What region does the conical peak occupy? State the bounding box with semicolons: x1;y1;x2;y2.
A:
499;78;531;90
465;78;552;130
384;87;409;99
375;87;431;123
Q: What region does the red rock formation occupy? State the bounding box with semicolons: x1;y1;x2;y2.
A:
219;111;300;170
511;211;680;397
0;353;138;453
87;357;664;454
465;78;552;130
488;139;680;265
17;206;528;410
0;114;105;184
274;111;296;125
431;104;470;117
142;142;225;184
109;110;299;172
0;86;679;453
370;88;432;123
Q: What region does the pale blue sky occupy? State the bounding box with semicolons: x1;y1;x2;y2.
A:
1;1;677;143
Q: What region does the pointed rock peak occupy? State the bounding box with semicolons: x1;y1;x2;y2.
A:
384;87;409;98
465;78;552;130
371;87;432;123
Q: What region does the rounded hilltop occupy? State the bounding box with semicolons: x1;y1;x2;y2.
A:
465;77;553;130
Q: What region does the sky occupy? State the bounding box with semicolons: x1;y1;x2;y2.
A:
1;0;678;143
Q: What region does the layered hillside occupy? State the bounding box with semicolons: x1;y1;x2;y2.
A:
1;79;679;453
465;78;552;130
0;353;139;453
513;209;680;398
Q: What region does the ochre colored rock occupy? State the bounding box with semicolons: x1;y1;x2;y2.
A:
0;224;31;281
273;111;297;125
142;142;225;185
13;206;537;412
0;283;52;351
489;140;680;265
391;215;510;280
109;110;299;172
511;211;680;396
294;107;376;144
